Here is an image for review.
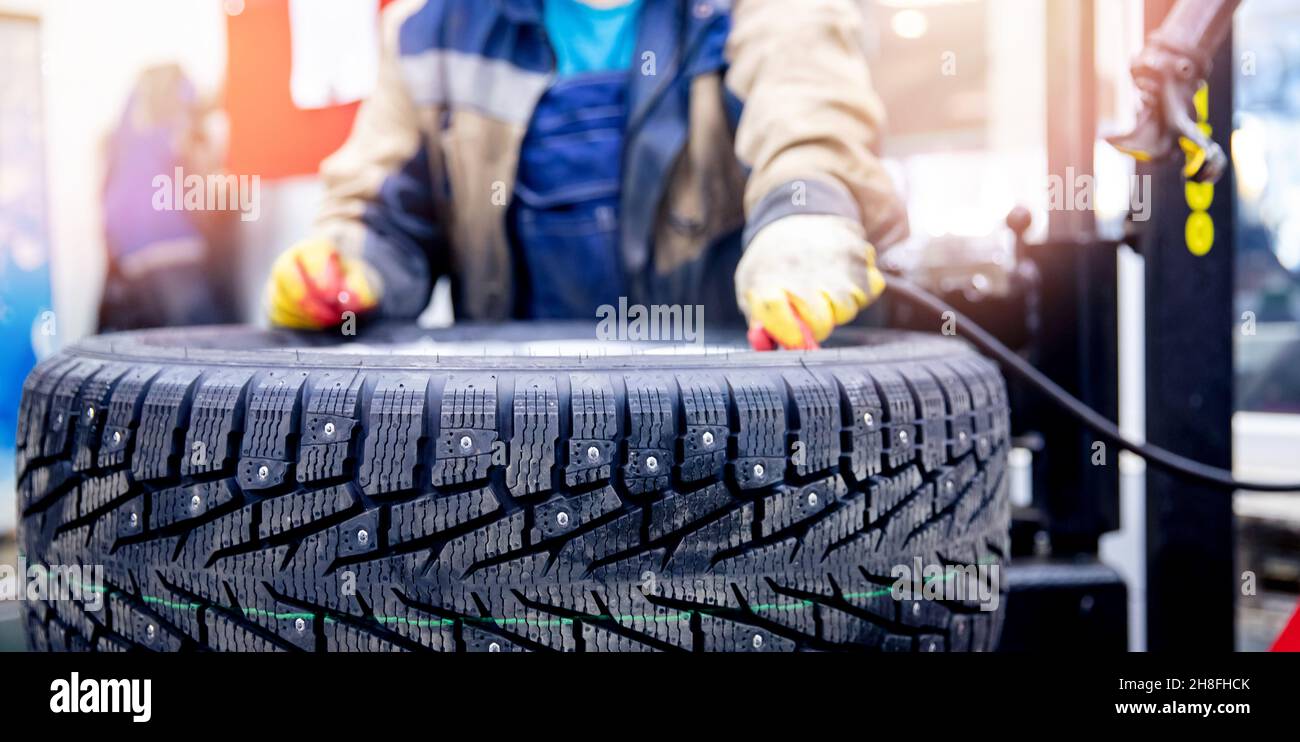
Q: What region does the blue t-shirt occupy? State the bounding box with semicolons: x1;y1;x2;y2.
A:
543;0;644;77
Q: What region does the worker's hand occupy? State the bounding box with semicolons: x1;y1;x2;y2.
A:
735;214;886;349
266;238;381;329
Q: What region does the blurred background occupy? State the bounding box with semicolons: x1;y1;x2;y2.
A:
1;0;1298;650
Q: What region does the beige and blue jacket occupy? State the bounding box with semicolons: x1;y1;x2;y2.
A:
312;0;906;321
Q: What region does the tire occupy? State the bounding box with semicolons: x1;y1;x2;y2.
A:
16;323;1010;652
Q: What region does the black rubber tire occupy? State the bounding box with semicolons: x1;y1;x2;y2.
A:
17;323;1010;652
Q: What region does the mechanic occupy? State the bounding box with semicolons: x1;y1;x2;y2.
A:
266;0;907;349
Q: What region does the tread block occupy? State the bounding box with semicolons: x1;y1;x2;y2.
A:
19;460;75;514
240;370;307;461
97;365;162;469
252;602;316;650
129;572;204;639
42;359;103;459
947;358;998;461
953;469;988;527
114;496;146;538
472;587;577;651
832;368;884;482
648;482;733;541
899;363;948;472
297;370;364;483
553;512;641;578
759;475;840;538
868;465;924;523
360;374;427;495
699;614;795;652
371;594;456;650
72;364;130;471
602;582;695;650
582;623;661;652
726;373;786;490
326;621;407;652
205;611;287;652
623;375;674;495
566;373;617;487
183;368;254;476
506;375;559;498
676;373;728;483
435;511;527;577
795;485;862;559
133;366;203;481
432;374;497;486
179;506;256;568
259;484;356;540
866;366;917;470
335;509;381;557
154;479;239;528
838;569;899;622
108;595;186;651
734;575;818;635
532;486;621;541
388;487;500;546
667;506;754;572
238;457;290;490
925;362;974;459
77;470;130;518
819;604;888;645
18;356;78;461
935;454;978;513
463;625;527;653
783;368;841;477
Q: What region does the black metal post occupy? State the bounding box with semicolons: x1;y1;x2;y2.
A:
1143;1;1236;651
1037;0;1121;555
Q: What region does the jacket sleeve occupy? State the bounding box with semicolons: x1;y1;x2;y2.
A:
725;0;908;247
311;0;442;319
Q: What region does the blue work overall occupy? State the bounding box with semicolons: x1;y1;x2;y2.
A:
511;70;629;319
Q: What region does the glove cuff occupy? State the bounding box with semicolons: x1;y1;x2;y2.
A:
742;177;862;247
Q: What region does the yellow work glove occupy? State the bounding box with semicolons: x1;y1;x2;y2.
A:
735;214;886;349
266;238;382;329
